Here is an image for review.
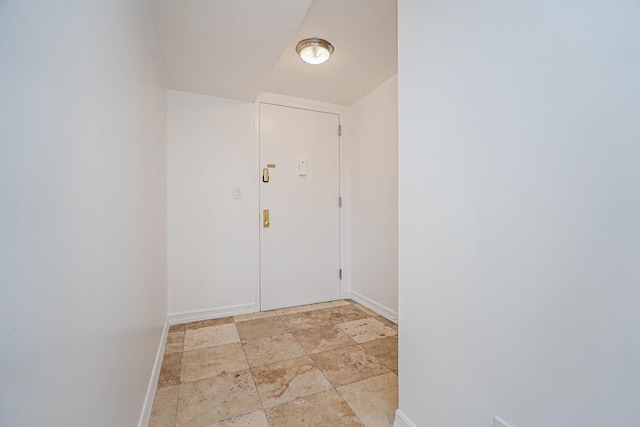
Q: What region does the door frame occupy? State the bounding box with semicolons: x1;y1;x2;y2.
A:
253;92;349;311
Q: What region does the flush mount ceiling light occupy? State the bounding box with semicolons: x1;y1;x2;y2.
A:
296;38;334;65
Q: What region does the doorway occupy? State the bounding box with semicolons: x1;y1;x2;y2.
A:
258;102;341;311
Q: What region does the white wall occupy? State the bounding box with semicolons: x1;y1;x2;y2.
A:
167;91;256;316
165;87;399;320
0;1;167;426
348;75;398;318
398;1;640;426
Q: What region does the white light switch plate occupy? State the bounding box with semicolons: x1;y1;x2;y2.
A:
233;186;242;199
297;159;307;176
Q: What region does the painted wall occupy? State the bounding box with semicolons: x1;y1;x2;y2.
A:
348;75;398;318
166;88;400;319
398;0;640;426
0;1;167;426
167;91;256;316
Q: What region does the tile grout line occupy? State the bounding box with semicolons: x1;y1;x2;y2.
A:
150;300;396;427
172;336;185;427
311;343;392;388
258;310;315;424
281;302;371;426
172;334;185;427
269;308;357;426
235;318;271;427
278;308;333;403
333;382;367;427
359;336;399;373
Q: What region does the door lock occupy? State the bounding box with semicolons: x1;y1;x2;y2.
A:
263;210;270;228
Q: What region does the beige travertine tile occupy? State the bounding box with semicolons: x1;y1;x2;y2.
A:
181;342;248;383
320;305;371;323
183;323;240;352
236;316;290;341
349;302;380;318
157;353;182;388
281;310;334;331
204;410;269;427
349;302;399;331
361;336;398;371
251;355;332;408
292;324;356;354
337;373;398;427
337;318;397;344
176;370;261;427
149;385;178;427
186;316;234;330
165;331;185;355
265;389;362;427
275;304;316;315
311;345;389;387
374;315;399;332
169;323;187;332
312;300;350;310
242;333;306;367
157;300;399;427
233;310;279;322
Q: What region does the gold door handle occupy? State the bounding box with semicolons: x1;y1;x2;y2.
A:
263;210;270;228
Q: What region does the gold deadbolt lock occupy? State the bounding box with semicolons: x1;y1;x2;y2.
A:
263;210;270;228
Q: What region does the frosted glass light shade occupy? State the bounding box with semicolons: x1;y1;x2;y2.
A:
296;38;334;65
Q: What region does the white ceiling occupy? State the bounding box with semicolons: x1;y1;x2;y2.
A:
150;0;397;105
149;0;312;102
264;0;397;105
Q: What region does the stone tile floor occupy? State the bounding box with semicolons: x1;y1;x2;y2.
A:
150;299;398;427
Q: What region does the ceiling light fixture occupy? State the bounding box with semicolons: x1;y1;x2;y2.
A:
296;38;334;65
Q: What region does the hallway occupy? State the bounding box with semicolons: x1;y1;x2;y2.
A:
4;1;639;425
150;300;398;426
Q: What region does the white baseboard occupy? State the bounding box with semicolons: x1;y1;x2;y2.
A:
168;302;257;325
138;303;257;426
138;317;169;427
394;409;417;427
348;290;398;323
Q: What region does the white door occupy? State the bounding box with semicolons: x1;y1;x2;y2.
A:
259;103;341;311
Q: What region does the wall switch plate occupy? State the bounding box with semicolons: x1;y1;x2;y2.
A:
233;186;242;199
495;416;514;427
297;159;307;176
